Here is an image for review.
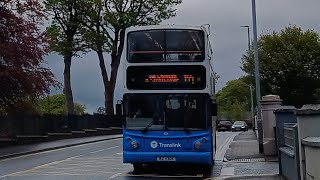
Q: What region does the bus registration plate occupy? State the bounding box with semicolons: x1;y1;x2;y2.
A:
157;157;176;161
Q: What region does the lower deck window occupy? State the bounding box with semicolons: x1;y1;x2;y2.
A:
124;94;209;131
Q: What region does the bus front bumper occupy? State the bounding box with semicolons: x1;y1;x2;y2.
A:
123;151;213;165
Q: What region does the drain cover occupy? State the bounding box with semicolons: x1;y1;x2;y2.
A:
228;158;265;163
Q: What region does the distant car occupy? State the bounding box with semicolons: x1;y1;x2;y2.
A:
217;120;232;132
231;121;248;132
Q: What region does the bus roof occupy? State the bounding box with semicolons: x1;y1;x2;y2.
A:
126;24;210;34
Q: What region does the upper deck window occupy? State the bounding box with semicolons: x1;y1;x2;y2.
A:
127;29;205;63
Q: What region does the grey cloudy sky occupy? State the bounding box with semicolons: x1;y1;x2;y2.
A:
46;0;320;113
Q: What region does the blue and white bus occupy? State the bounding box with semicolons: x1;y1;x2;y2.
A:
117;25;217;172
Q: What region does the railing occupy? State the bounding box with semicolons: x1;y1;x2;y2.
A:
0;114;123;138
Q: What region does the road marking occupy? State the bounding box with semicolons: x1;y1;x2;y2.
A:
0;154;82;178
0;138;122;162
89;149;105;154
216;136;230;153
107;146;119;150
68;154;83;159
215;132;239;161
109;173;122;179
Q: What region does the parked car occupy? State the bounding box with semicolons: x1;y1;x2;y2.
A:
217;120;232;132
231;121;248;132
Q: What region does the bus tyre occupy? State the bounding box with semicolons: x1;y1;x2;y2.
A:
133;163;143;174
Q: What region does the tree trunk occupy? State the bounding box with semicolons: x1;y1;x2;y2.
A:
105;29;126;115
105;82;115;115
96;48;110;114
63;54;74;115
97;29;125;115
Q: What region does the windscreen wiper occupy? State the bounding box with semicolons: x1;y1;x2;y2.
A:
142;119;155;133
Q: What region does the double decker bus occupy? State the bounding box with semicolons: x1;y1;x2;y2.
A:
117;25;217;172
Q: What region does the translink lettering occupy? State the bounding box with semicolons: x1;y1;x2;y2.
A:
159;143;181;148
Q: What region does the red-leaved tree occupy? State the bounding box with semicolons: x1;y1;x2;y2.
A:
0;0;59;113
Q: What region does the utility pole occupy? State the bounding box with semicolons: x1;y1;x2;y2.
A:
251;0;263;153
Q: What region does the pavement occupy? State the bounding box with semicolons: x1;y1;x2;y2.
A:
0;134;123;160
225;131;264;160
218;130;281;180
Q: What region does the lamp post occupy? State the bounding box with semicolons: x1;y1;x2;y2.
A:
249;84;254;131
251;0;263;153
241;25;255;132
240;25;250;52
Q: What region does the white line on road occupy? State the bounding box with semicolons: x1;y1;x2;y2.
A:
215;132;239;161
109;172;122;179
0;154;83;179
107;146;119;150
68;154;84;159
0;138;122;162
89;149;105;154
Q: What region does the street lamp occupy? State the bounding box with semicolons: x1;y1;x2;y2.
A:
240;25;250;52
241;26;255;132
251;0;263;153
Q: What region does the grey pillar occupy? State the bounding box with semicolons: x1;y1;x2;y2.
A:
261;95;282;156
295;104;320;180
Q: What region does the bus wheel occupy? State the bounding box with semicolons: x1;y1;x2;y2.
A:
133;163;143;174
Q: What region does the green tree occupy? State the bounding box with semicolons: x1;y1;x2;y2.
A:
79;0;182;114
216;77;251;120
37;94;86;115
242;26;320;108
45;0;87;115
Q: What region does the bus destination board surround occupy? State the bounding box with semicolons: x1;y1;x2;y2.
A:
127;65;206;90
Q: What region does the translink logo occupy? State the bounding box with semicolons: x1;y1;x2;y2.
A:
150;141;181;148
159;143;181;148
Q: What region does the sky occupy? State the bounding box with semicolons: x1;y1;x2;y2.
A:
46;0;320;114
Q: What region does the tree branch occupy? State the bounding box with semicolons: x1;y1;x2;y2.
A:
53;10;67;33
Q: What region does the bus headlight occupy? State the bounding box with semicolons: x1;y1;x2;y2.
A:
131;141;138;149
194;141;202;149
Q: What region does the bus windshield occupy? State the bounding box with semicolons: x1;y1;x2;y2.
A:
127;29;205;63
124;94;208;131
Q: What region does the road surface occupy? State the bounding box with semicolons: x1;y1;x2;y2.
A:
0;132;238;179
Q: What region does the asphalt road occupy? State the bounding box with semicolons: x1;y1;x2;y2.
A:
0;132;238;180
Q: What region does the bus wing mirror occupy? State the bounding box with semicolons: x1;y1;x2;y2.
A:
116;101;123;116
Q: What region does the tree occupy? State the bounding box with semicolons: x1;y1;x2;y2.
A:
95;107;105;114
37;94;86;115
79;0;182;114
0;0;59;113
45;0;87;115
242;26;320;108
216;77;251;120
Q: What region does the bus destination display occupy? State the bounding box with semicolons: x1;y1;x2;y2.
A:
127;65;206;90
